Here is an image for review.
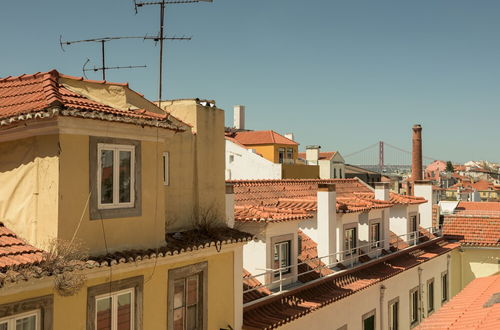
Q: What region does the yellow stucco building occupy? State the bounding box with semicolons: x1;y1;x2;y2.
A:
0;70;251;330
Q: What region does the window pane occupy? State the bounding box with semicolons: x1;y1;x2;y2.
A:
186;305;197;330
363;315;375;330
273;244;280;269
119;151;132;203
0;322;7;330
187;276;198;305
96;297;112;330
117;292;132;330
173;308;185;330
101;150;114;204
16;315;36;330
174;279;185;309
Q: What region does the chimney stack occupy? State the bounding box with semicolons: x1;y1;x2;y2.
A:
306;145;321;165
316;184;337;264
233;105;245;130
284;133;295;142
375;182;390;201
412;125;423;187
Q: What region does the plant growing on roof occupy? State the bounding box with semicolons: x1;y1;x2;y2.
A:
446;161;454;173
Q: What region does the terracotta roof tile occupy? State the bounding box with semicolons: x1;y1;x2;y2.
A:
0;223;44;270
232;130;298;146
0;70;182;130
416;274;500;330
443;215;500;247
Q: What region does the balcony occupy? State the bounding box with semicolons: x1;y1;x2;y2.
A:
243;226;442;307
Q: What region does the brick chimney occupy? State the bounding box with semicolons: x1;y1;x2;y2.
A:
412;125;423;193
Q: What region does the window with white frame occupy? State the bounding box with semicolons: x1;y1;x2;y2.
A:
97;143;135;209
273;240;291;277
344;227;357;256
95;288;134;330
409;287;419;326
334;168;337;178
168;262;206;330
362;310;375;330
278;148;285;164
163;152;170;185
370;222;381;249
286;148;293;161
408;214;418;244
0;310;39;330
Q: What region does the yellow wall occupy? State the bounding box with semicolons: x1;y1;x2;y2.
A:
58;134;166;255
450;247;500;296
282;163;320;179
0;135;59;249
242;144;298;164
0;250;236;330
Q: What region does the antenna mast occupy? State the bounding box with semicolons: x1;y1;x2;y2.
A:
60;35;148;80
134;0;212;107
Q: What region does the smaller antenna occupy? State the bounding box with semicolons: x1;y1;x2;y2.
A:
60;35;149;80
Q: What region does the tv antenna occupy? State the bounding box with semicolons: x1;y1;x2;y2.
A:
133;0;213;107
60;35;148;80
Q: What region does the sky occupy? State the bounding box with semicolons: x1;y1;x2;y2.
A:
1;0;500;163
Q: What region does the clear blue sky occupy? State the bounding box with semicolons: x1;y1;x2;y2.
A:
1;0;499;163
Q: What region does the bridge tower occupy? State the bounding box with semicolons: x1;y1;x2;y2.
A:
379;141;384;172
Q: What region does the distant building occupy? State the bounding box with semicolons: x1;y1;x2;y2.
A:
298;147;346;179
345;164;382;187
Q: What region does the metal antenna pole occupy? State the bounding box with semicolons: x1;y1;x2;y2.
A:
158;1;165;107
101;40;106;80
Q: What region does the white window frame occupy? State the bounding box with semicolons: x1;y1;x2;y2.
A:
97;143;135;209
409;287;419;327
427;278;435;314
441;271;449;303
95;288;135;330
369;221;381;249
362;309;376;330
0;309;41;330
163;152;170;186
388;297;399;330
273;240;292;277
344;226;357;256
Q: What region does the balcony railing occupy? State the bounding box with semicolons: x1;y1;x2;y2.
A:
243;226;442;307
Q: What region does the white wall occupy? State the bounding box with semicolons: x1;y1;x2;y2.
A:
225;140;281;180
389;205;409;239
414;184;433;229
279;252;452;330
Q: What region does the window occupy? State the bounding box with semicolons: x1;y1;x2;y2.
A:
427;279;435;313
409;214;418;244
0;310;39;330
334;168;337;178
228;154;234;164
441;272;448;302
87;276;143;330
362;310;375;330
0;296;52;330
97;143;135;209
95;289;134;330
409;287;419;326
168;262;207;330
163;152;170;185
273;240;291;277
286;148;293;161
278;148;285;164
344;227;357;256
339;168;342;178
388;298;399;330
370;222;381;249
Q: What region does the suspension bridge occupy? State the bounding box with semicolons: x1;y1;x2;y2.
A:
344;141;437;174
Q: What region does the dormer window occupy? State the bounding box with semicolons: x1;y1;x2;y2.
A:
98;143;135;209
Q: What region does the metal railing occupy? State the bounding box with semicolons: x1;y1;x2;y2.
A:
243;226;442;306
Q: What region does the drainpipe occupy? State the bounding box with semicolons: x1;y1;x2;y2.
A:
418;267;423;321
379;284;386;330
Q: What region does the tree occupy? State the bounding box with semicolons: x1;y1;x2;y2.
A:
446;161;454;173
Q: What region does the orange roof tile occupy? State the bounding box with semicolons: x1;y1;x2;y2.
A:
417;274;500;330
442;215;500;247
0;70;182;130
0;223;44;270
232;130;298;146
243;239;458;329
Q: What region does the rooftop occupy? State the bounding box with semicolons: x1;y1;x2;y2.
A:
0;70;183;130
297;151;339;161
231;130;298;146
416;274;500;330
0;223;44;270
443;215;500;247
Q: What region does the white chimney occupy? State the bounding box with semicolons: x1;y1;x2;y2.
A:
375;182;390;201
316;183;336;264
413;180;433;229
233;105;245;130
284;133;295;141
306;145;321;165
225;183;235;228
